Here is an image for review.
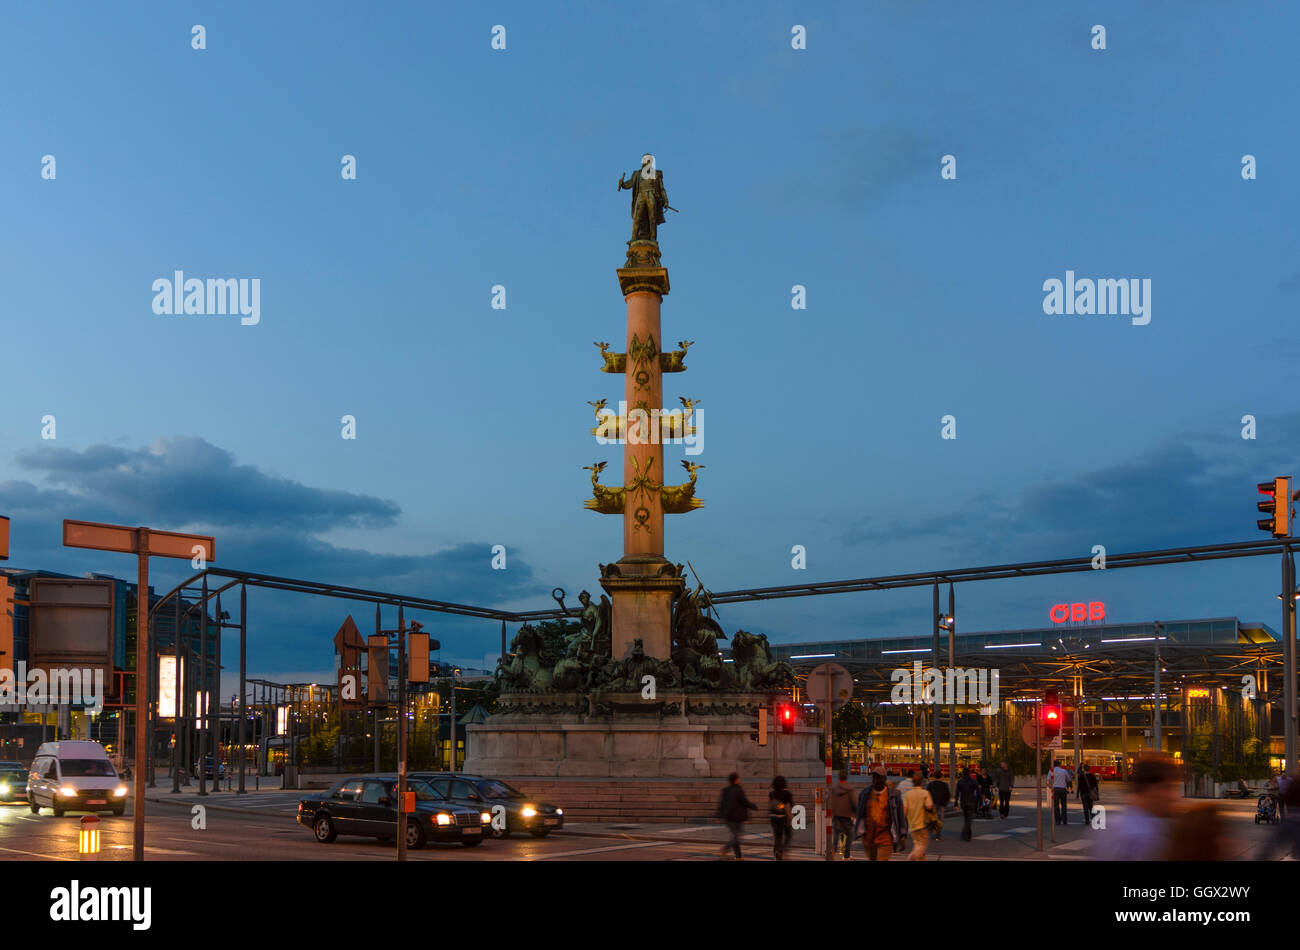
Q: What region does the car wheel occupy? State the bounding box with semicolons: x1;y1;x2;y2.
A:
405;819;426;850
491;825;512;839
28;799;39;814
52;802;64;818
461;837;482;847
112;806;125;817
313;814;337;843
529;829;551;838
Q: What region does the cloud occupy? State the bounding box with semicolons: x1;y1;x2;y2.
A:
0;437;545;671
837;420;1300;560
14;436;399;531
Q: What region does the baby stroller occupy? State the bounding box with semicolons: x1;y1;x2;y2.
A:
1255;793;1279;825
975;787;995;819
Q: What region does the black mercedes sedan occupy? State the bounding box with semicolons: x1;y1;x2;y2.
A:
297;775;490;849
410;773;564;838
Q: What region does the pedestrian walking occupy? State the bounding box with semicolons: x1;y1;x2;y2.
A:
830;769;856;860
902;769;936;860
1094;754;1179;860
926;770;950;840
716;771;757;860
994;760;1013;818
1049;760;1072;825
769;775;794;860
955;768;979;841
855;766;900;860
1077;763;1100;826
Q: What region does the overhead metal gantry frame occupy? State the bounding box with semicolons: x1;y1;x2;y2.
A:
139;535;1296;787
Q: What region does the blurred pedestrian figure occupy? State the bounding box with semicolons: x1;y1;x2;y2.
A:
1049;759;1072;825
994;760;1013;818
716;771;757;860
955;768;980;841
1278;772;1291;821
1165;803;1226;860
920;761;930;782
1077;763;1100;826
856;766;900;860
903;769;936;860
1093;754;1180;860
926;770;950;840
830;769;855;860
768;775;794;860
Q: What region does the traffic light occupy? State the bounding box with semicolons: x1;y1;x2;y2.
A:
749;707;767;745
408;630;430;683
1041;689;1061;742
779;704;796;734
0;515;9;560
1257;477;1292;538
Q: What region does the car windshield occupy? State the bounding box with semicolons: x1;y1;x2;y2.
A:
0;769;24;780
59;760;116;777
478;780;524;799
385;780;443;802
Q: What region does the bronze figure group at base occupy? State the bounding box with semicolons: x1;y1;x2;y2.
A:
494;584;794;696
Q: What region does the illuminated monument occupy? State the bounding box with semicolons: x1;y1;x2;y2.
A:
464;157;818;779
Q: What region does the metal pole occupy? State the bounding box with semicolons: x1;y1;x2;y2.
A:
198;575;207;796
824;673;832;861
238;584;246;794
932;581;940;778
450;668;457;773
1284;548;1297;777
948;583;956;795
213;592;222;792
1152;622;1162;752
1035;717;1043;852
397;605;407;862
172;595;182;795
132;537;149;862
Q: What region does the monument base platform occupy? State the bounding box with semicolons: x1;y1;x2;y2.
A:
463;690;822;779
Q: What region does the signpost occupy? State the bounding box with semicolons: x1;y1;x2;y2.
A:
1022;716;1045;852
62;520;215;862
808;662;852;862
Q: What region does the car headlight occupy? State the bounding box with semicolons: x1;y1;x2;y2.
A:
521;805;537;818
59;786;78;797
113;786;128;797
0;783;9;795
556;808;563;816
436;813;452;826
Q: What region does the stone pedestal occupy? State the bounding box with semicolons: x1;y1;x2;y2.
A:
599;567;683;661
463;690;822;779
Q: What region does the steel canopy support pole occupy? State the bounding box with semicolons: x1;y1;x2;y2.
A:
1153;622;1162;752
238;584;247;794
948;583;956;795
198;574;208;796
132;535;149;861
932;581;940;778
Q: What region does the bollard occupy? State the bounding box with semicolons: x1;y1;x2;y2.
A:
79;815;100;861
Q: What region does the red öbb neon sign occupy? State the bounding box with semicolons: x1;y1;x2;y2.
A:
1050;602;1105;624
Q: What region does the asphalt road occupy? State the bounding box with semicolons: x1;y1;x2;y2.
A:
0;786;1290;861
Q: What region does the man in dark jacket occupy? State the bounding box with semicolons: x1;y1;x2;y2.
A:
955;769;980;841
1077;763;1100;826
830;769;857;860
926;772;950;840
717;772;758;860
994;760;1014;818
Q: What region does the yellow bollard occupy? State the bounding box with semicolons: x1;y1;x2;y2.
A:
79;815;100;861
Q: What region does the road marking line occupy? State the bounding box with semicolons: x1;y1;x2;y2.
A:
0;845;75;861
534;840;690;859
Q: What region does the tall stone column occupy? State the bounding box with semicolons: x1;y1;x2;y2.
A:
592;240;690;661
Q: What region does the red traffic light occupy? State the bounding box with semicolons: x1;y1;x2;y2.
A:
779;705;795;734
1041;703;1062;741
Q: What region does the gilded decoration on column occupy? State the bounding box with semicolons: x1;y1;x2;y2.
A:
628;333;658;391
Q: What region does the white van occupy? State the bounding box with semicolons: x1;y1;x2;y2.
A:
27;741;128;817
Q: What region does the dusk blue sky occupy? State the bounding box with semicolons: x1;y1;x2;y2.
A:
2;2;1297;685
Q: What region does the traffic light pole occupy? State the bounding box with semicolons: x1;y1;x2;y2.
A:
947;583;956;796
1035;722;1042;853
932;582;940;778
1284;548;1297;778
1152;622;1161;752
397;606;407;862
